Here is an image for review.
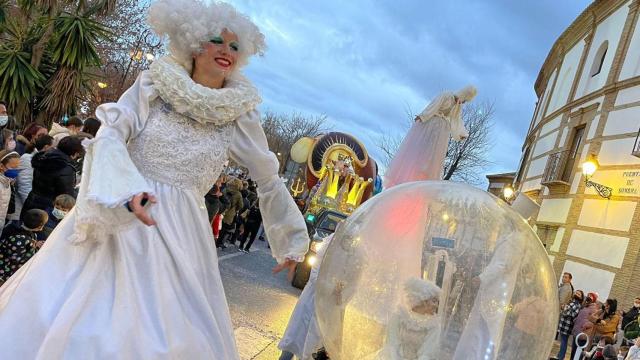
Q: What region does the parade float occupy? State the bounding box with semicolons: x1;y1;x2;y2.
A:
288;132;381;288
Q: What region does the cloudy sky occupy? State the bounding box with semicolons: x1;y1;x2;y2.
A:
226;0;591;183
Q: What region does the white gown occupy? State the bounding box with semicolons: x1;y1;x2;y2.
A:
0;69;309;359
278;236;333;359
383;93;468;188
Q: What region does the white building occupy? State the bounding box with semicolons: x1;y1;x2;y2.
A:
516;0;640;305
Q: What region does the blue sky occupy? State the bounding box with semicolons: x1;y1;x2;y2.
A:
226;0;591;181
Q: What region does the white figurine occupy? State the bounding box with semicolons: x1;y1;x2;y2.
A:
376;277;442;360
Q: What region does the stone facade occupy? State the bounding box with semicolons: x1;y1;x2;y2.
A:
516;0;640;308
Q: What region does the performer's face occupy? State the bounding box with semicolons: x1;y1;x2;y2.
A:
194;29;239;79
412;297;439;315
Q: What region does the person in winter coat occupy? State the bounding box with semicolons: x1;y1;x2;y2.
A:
49;116;92;147
622;297;640;330
210;177;230;240
592;299;622;339
0;102;16;154
0;150;20;231
238;199;261;252
15;135;54;217
219;178;243;248
0;209;48;285
572;292;600;359
205;180;227;222
49;116;83;147
22;136;83;215
556;290;584;360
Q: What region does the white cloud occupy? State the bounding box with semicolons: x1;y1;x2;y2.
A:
226;0;591;183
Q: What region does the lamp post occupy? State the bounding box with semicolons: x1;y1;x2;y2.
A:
120;29;162;90
582;154;612;199
503;184;515;203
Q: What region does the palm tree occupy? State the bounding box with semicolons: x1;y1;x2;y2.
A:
0;0;113;127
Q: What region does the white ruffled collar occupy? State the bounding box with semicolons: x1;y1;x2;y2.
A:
149;56;261;125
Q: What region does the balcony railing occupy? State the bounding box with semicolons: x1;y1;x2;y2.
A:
633;127;640;158
541;150;571;187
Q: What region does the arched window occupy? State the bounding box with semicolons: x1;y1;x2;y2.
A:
590;41;608;77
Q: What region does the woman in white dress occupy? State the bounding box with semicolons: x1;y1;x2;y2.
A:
383;86;477;188
0;1;309;359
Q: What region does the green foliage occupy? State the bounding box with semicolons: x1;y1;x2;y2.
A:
0;48;45;106
50;12;110;70
0;1;113;125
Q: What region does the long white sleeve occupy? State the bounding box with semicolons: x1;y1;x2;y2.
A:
229;110;309;263
72;72;157;244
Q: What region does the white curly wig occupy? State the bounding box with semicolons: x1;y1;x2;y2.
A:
147;0;266;73
455;85;478;103
404;277;442;307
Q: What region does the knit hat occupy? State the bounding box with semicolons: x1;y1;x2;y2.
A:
587;292;598;303
404;277;442;307
602;344;617;359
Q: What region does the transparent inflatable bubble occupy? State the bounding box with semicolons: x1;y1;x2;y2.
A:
315;181;559;360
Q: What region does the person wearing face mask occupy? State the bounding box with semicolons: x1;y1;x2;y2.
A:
41;194;75;240
0;209;48;285
21;136;83;216
0;150;20;231
554;290;585;360
0;101;16;149
49;116;84;147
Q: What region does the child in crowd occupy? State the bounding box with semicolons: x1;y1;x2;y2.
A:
0;150;20;231
584;335;615;360
42;194;76;239
0;209;48;284
626;338;640;360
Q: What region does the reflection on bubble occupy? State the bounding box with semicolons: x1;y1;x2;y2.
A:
315;181;559;360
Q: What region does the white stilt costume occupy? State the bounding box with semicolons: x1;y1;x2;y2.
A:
0;2;310;359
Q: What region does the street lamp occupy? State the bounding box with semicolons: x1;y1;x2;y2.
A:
120;29;162;90
582;154;612;199
503;184;515;203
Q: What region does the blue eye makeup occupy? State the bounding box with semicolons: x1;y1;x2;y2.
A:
209;36;224;44
209;37;239;52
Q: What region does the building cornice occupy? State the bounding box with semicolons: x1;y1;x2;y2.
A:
534;0;630;97
524;74;640;148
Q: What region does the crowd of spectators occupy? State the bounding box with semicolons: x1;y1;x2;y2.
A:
206;172;263;253
0;101;93;285
553;272;640;360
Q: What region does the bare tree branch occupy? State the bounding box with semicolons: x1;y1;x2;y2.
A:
261;111;331;168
